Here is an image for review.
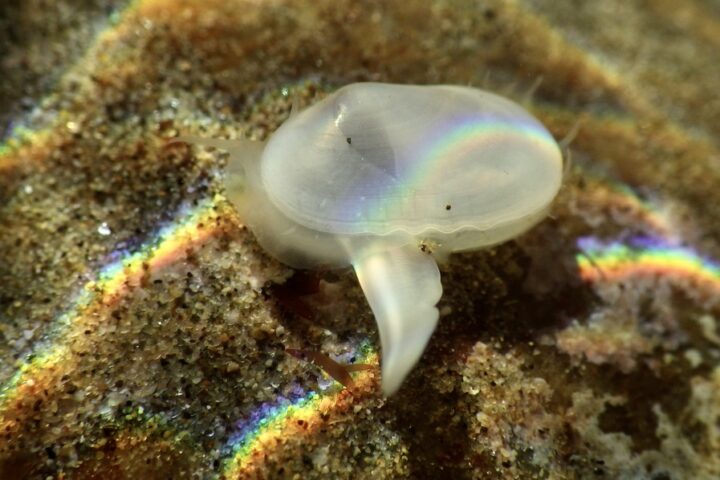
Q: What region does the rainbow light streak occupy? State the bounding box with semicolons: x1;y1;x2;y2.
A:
219;343;378;479
354;115;559;225
0;126;51;159
576;236;720;297
602;181;675;238
0;0;142;162
0;196;221;431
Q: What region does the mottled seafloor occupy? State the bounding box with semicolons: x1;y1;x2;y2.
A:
1;1;719;479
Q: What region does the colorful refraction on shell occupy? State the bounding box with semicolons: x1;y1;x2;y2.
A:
263;83;562;235
220;343;378;478
576;236;720;299
410;114;558;188
0;197;221;432
371;113;562;225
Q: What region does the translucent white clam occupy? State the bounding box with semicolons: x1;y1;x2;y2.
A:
179;83;563;395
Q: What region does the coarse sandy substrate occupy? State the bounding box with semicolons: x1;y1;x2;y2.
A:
1;0;719;478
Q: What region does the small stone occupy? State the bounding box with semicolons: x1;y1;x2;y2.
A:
97;223;111;236
66;121;80;133
684;349;702;368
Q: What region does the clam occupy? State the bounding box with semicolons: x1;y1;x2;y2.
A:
178;82;563;395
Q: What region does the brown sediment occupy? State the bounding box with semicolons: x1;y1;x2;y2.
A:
0;0;719;478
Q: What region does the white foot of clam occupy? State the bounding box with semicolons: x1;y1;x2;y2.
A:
353;245;442;396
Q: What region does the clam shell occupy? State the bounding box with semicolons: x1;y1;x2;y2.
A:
261;83;562;236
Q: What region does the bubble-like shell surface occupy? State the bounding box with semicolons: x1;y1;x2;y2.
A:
261;83;562;236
